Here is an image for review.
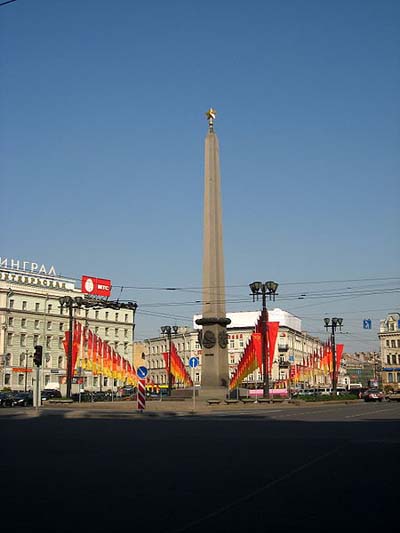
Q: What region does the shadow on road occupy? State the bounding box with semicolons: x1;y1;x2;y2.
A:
1;413;399;532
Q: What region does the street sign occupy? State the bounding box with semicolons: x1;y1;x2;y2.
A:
137;366;148;379
189;357;199;368
398;319;400;329
363;319;372;330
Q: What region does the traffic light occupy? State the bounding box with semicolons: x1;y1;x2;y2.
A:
33;345;43;367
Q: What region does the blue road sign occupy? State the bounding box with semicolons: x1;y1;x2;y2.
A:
398;320;400;329
137;366;148;379
363;319;372;330
189;357;199;368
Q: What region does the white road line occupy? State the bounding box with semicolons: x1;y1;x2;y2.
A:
345;406;400;418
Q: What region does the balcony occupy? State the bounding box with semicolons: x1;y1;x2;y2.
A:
278;344;289;352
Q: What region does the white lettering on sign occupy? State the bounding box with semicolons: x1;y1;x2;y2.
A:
0;257;57;277
0;271;71;290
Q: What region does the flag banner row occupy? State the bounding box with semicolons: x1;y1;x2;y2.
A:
290;342;344;383
162;342;193;387
229;320;280;390
62;321;138;385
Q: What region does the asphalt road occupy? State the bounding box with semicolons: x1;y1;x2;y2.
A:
1;402;399;532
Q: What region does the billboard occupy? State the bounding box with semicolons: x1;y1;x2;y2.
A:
81;276;111;297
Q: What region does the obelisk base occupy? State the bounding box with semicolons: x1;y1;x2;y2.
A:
198;386;229;402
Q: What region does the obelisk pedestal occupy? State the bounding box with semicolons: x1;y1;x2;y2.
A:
196;109;231;401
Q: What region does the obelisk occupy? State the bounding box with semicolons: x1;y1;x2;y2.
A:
196;109;231;399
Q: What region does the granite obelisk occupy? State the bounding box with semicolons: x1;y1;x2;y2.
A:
196;109;231;399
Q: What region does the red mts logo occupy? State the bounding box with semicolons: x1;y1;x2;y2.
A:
81;276;111;297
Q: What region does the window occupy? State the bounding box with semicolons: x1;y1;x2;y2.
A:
391;340;396;348
8;317;13;327
386;340;390;347
393;355;398;365
46;336;51;349
95;327;99;334
5;374;11;385
397;339;400;348
240;340;244;348
105;312;109;320
20;334;26;347
230;340;235;348
124;329;128;339
22;301;27;310
59;322;64;331
33;334;39;346
388;372;393;383
34;320;39;329
124;342;128;353
115;313;119;321
48;304;52;313
47;321;52;330
58;337;63;349
230;355;235;364
18;374;24;385
35;302;40;312
115;328;119;337
95;311;99;319
44;375;50;386
104;377;108;387
58;356;63;368
125;314;128;322
397;373;400;383
105;328;109;337
21;318;26;328
387;355;391;364
9;299;14;309
19;353;25;365
85;310;89;318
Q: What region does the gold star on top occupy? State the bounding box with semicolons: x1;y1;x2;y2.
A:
205;108;217;121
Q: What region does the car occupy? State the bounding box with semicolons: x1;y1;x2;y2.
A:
387;390;400;402
0;392;14;407
9;391;33;407
362;389;384;402
41;389;61;401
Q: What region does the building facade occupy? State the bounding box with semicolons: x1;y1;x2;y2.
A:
341;352;380;388
140;309;327;389
0;258;136;392
378;312;400;390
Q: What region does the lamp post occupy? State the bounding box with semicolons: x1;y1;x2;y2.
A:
323;317;343;396
160;325;178;396
249;281;279;399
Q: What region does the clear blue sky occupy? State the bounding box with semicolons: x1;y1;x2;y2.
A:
1;0;399;352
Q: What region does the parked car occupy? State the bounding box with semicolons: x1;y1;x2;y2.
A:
362;389;384;402
387;390;400;402
41;389;61;401
0;392;13;407
9;391;33;407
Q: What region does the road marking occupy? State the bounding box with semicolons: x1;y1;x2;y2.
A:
345;406;400;418
175;443;346;532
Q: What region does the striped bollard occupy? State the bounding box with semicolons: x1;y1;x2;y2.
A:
137;366;148;411
137;379;146;411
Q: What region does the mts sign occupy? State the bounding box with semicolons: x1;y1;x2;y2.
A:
81;276;112;297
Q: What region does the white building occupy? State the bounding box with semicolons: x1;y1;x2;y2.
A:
0;257;136;392
378;312;400;390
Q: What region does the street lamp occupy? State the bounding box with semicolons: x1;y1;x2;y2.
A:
249;281;279;399
160;325;179;396
323;317;343;396
59;296;137;398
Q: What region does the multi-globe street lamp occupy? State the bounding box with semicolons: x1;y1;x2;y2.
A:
249;281;279;399
59;296;137;399
160;325;178;396
323;317;343;396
